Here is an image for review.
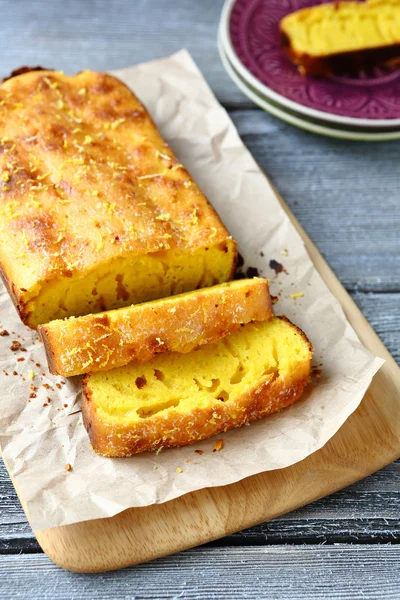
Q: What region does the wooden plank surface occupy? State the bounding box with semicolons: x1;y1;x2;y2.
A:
1;457;399;553
0;0;248;106
0;0;399;592
1;547;400;599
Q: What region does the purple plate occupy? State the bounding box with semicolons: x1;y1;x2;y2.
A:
226;0;400;124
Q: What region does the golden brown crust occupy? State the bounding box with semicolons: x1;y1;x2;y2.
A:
0;69;236;326
39;278;274;377
82;317;313;457
2;66;49;83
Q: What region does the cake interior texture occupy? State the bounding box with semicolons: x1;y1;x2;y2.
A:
0;69;235;327
281;0;400;58
83;317;312;456
26;244;235;327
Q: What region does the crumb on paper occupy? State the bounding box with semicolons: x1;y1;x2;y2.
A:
155;446;163;455
152;465;158;470
185;459;191;463
312;367;323;379
10;340;21;351
65;463;73;472
194;449;204;455
0;329;9;336
28;369;35;380
280;249;288;256
291;292;304;299
246;266;259;278
269;259;285;275
176;467;183;473
213;439;224;452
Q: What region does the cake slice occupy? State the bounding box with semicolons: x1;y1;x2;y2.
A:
39;278;274;377
0;69;236;327
280;0;400;76
82;317;313;457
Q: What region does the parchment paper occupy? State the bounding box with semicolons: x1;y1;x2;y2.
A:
0;51;383;531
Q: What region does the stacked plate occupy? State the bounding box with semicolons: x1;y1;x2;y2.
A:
219;0;400;141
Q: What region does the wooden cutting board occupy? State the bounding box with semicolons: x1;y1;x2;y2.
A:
4;190;400;573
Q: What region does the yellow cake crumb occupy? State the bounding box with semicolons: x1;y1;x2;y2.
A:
213;439;224;452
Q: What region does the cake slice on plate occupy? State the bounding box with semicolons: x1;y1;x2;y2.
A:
281;0;400;76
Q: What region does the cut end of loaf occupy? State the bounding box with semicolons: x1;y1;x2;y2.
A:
22;240;236;327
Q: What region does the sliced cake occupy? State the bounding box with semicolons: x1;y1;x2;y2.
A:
281;0;400;76
82;317;313;457
39;278;273;377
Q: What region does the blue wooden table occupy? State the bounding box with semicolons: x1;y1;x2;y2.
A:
0;1;399;598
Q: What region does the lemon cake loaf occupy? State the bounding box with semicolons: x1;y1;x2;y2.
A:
39;278;274;377
280;0;400;76
82;317;313;457
0;69;236;327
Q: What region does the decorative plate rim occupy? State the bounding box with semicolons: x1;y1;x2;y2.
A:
218;33;400;141
220;0;400;128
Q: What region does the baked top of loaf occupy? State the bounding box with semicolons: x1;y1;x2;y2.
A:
82;317;313;457
0;69;236;326
39;278;273;377
281;0;400;59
